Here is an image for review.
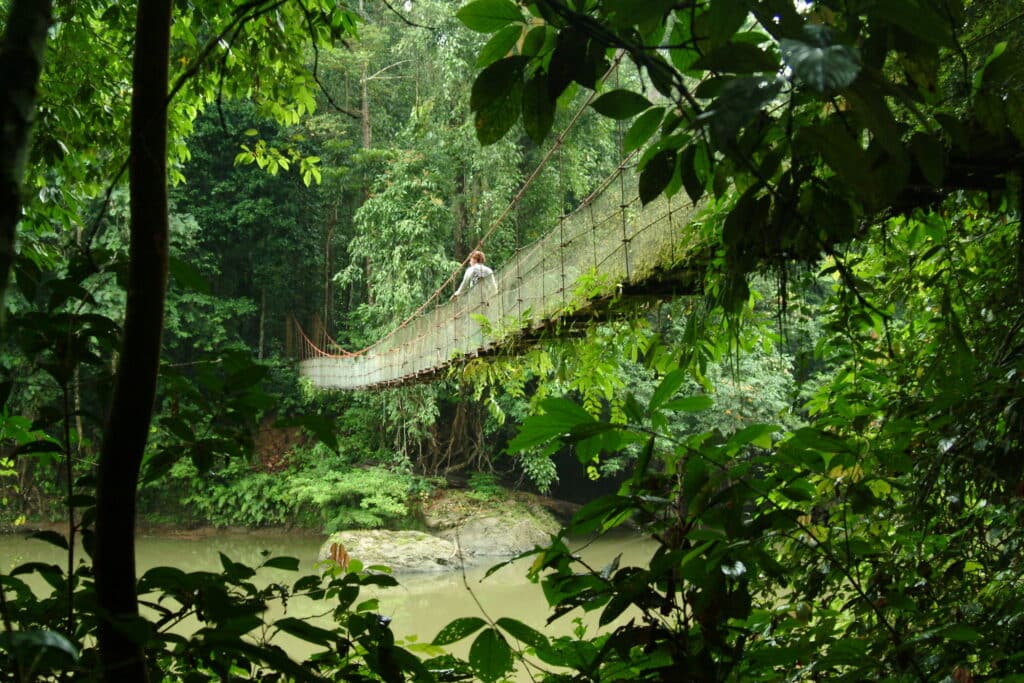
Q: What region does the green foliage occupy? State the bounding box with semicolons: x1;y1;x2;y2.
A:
471;200;1024;680
462;0;1024;311
289;465;415;532
0;544;431;682
150;439;423;532
466;472;505;501
176;461;296;529
518;450;559;494
5;1;1024;681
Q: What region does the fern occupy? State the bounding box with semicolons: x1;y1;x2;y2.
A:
288;466;413;532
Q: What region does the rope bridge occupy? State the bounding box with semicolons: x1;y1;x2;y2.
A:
293;166;706;390
293;56;708;390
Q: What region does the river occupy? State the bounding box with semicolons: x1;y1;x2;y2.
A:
1;526;657;671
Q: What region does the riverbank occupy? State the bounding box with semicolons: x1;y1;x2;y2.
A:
6;487;579;562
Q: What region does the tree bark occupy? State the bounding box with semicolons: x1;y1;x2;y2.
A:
0;0;51;306
324;205;337;329
94;0;172;680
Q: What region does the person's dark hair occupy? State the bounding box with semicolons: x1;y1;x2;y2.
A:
469;250;486;264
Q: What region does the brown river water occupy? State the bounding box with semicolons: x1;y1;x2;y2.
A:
0;527;657;670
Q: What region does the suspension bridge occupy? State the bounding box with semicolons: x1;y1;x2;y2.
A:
292;164;710;390
293;61;712;390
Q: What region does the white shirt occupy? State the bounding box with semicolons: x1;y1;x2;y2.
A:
453;263;497;296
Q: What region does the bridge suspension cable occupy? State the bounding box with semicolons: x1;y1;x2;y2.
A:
295;52;706;389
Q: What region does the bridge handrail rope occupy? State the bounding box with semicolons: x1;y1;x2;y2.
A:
296;51;628;360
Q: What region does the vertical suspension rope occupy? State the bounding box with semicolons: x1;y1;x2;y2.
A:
615;67;631;283
589;202;598;272
668;192;676;265
515;211;523;327
540;170;547;318
558;142;567;308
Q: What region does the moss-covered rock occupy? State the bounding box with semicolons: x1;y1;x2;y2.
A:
318;530;458;572
425;492;561;560
318;492;563;572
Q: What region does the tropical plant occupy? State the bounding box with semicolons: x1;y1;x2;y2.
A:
459;0;1024;306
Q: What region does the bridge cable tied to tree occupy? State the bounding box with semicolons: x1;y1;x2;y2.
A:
294;53;706;390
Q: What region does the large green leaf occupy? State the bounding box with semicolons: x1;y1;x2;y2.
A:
457;0;524;33
603;0;674;28
522;71;555;143
590;89;652;119
662;395;714;412
273;617;338;646
432;616;487;645
868;1;954;47
29;530;68;550
701;0;750;47
469;628;513;682
909;132;946;187
648;369;687;412
623;107;665;152
496;617;549;648
471;57;527;144
780;38;861;92
639;149;676;204
679;143;704;203
471;57;528;112
169;255;211;294
521;25;552;56
261;556;300;571
692;42;779;73
477;24;523;68
701;76;782;141
545;396;595;422
0;630;79;665
726;423;776;450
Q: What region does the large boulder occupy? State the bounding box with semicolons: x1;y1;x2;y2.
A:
426;495;561;560
317;493;564;574
439;513;559;559
318;530;459;573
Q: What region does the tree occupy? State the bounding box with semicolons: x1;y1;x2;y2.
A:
428;1;1024;679
3;1;361;679
93;1;172;676
0;0;51;304
459;0;1024;305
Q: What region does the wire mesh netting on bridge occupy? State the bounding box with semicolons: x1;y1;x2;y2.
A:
295;164;706;391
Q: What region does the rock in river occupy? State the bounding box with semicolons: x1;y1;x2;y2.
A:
318;494;563;573
318;529;459;573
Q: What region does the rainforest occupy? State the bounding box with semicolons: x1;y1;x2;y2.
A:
1;0;1023;681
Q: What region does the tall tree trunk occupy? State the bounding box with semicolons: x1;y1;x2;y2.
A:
453;173;467;261
360;57;374;305
94;1;172;680
258;286;266;360
324;206;336;329
358;0;374;306
360;61;372;150
0;0;51;306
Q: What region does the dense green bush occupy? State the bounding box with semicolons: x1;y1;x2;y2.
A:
169;459;299;528
141;442;426;532
288;465;416;532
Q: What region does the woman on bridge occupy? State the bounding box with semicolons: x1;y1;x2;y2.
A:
451;250;497;299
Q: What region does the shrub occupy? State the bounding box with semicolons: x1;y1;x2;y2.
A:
287;466;414;532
